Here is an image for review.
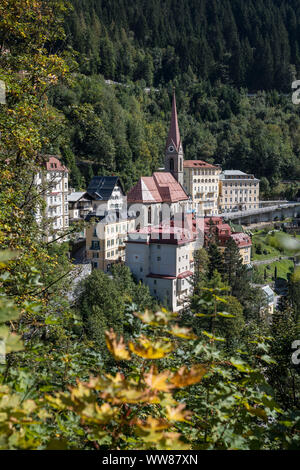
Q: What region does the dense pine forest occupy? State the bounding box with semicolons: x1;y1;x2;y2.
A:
66;0;300;91
0;0;299;451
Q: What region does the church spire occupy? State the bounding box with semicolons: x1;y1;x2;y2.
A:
165;90;184;185
166;89;181;151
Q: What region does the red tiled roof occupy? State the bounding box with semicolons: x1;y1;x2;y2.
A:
147;270;193;280
177;270;193;279
231;232;252;248
127;172;188;204
183;160;219;169
147;273;176;280
45;156;68;172
166;91;181;151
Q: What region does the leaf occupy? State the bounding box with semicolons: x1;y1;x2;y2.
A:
259;354;276;365
217;312;236;318
244;403;268;422
0;250;19;269
2;332;23;353
230;358;255;373
144;366;174;392
167;324;197;340
166;404;192;423
195;313;214;318
105;329;130;361
0;298;20;323
170;365;208;388
134;310;177;326
129;335;173;359
202;331;226;342
136;416;170;432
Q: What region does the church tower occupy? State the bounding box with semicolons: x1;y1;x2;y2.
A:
165;90;184;186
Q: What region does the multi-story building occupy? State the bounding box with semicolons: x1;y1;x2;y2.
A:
126;220;195;312
67;191;93;223
86;211;135;271
87;176;126;213
183;160;221;216
203;217;252;265
85;176;134;271
219;170;260;212
35;155;69;242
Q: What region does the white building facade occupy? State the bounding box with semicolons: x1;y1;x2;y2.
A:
219;170;260;212
183;160;221;216
126;223;195;312
35;155;69;242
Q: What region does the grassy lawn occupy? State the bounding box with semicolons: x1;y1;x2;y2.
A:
257;258;294;282
251;229;300;261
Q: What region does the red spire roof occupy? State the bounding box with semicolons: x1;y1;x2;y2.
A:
166;91;181;151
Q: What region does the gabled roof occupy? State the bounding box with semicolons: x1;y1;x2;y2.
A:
127;172;189;204
261;285;275;297
87;176;123;201
166;91;181;152
67;192;86;203
43;155;68;172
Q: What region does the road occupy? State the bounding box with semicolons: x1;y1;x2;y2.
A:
67;245;91;302
252;256;291;266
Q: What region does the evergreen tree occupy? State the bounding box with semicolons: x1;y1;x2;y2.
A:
207;243;224;280
223;237;243;289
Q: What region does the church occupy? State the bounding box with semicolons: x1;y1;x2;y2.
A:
125;92;196;311
127;91;191;229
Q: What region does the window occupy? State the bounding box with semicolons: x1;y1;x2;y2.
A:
157;257;161;261
91;241;100;250
148;206;152;224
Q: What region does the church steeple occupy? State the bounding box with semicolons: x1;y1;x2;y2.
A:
165;90;184;185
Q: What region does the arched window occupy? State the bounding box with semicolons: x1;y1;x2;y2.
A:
180;158;182;172
169;158;174;171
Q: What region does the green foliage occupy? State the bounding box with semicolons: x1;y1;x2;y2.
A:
67;0;300;92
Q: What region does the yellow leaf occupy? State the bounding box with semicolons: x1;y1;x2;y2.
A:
129;335;173;359
167;324;197;340
144;366;174;392
105;329;131;361
165;404;192;422
171;365;208;388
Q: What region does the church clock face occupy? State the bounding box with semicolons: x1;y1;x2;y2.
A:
168;145;175;153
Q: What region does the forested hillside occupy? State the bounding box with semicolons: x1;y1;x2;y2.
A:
0;0;299;451
50;76;300;197
66;0;300;91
